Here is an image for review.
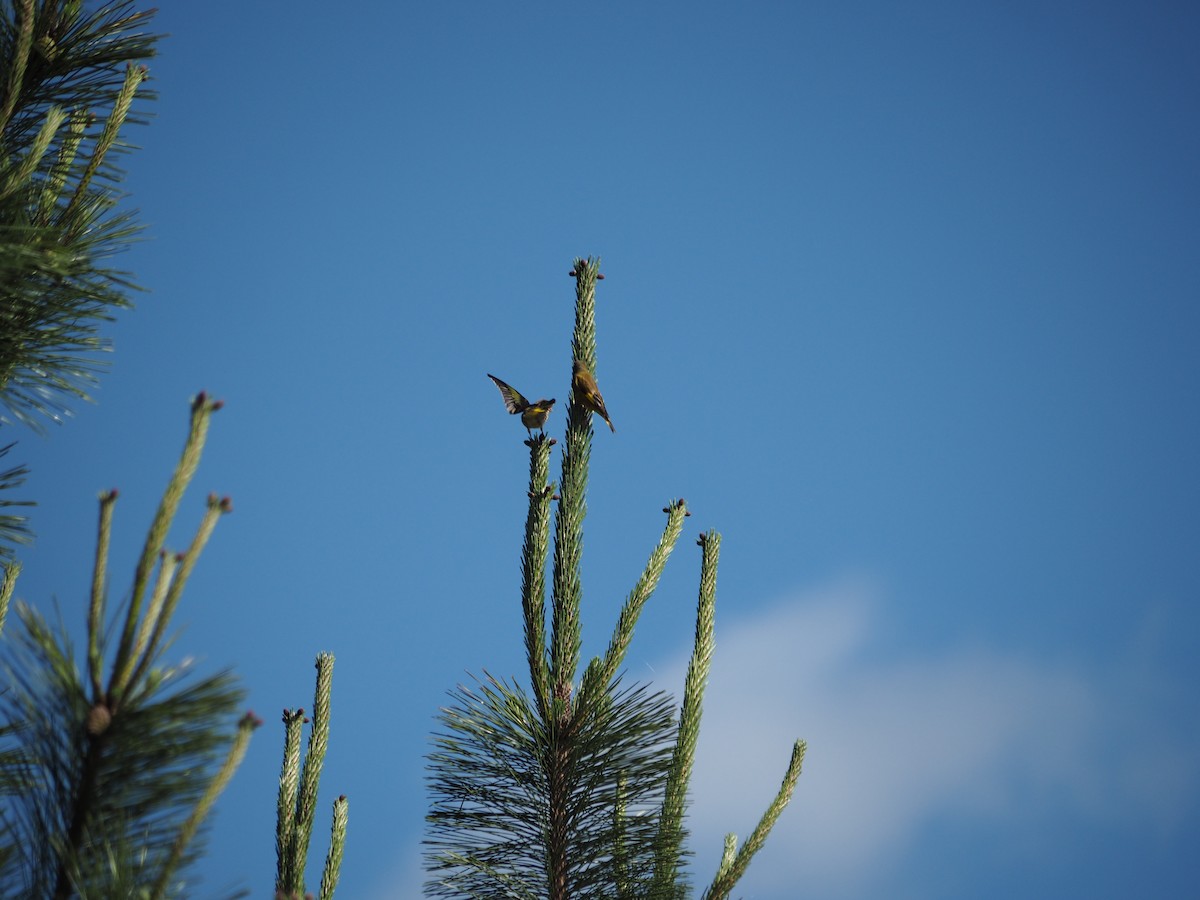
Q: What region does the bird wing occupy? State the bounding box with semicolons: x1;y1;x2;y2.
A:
487;373;528;413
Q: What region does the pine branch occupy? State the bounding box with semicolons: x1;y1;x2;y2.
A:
289;653;335;888
585;499;690;700
712;834;736;886
275;653;345;899
125;493;232;693
1;2;158;146
35;108;88;227
0;0;35;135
317;795;349;900
520;433;555;717
108;392;222;707
86;488;117;700
651;530;720;897
150;710;263;900
62;61;144;224
0;0;161;430
0;103;65;201
548;257;604;712
275;709;305;892
700;740;806;900
568;258;600;382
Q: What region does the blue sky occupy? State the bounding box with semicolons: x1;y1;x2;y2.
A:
9;1;1200;897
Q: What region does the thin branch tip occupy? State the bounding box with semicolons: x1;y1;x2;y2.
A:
191;391;223;412
241;710;264;729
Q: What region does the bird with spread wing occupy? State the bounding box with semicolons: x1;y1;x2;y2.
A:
488;374;556;437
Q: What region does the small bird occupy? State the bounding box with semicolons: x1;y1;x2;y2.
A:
572;359;615;432
487;374;556;437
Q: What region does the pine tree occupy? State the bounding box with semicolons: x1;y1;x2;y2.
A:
0;394;260;899
0;0;160;558
426;258;806;899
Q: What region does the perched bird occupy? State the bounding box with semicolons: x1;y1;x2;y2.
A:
487;374;556;437
572;359;615;432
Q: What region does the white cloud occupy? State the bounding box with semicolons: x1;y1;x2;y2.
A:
662;579;1199;898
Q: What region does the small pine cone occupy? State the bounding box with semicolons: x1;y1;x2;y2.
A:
86;703;112;736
